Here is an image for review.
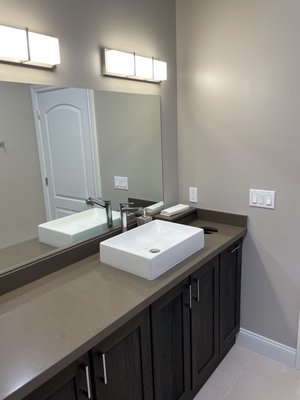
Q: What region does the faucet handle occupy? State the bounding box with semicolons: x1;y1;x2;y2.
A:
86;197;94;205
119;201;134;210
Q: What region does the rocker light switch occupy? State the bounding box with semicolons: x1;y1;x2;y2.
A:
249;189;276;209
252;192;258;204
114;176;128;190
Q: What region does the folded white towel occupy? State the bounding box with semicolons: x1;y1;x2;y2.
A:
145;201;164;215
160;204;190;217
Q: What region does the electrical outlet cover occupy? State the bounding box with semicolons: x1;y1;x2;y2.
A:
189;187;198;203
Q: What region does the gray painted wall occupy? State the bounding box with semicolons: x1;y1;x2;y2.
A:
177;0;300;348
94;91;163;210
0;0;178;206
0;82;46;249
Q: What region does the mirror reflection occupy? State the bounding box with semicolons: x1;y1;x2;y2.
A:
0;81;163;272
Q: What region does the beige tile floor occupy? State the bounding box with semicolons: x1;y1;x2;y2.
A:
194;345;300;400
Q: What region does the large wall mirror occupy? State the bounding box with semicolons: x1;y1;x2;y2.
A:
0;81;163;274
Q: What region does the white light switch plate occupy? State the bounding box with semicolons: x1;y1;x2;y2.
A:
114;176;128;190
249;189;276;209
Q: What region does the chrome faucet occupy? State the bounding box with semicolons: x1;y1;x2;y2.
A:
119;202;143;232
86;197;113;228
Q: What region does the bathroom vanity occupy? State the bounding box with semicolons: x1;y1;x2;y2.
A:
0;208;247;400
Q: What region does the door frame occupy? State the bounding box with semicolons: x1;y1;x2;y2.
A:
30;85;101;221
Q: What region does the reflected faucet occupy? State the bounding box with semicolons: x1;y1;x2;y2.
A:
120;202;143;232
86;197;113;228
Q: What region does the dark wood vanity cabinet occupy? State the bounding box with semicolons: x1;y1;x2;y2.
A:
151;279;191;400
25;310;153;400
151;240;242;399
219;239;242;358
190;256;220;393
23;239;242;400
24;353;93;400
90;309;153;400
150;257;220;400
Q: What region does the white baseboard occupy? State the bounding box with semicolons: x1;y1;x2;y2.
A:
237;328;297;368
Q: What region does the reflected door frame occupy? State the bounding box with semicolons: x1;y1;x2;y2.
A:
31;86;101;221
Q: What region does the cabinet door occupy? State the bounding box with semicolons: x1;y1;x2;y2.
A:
91;309;153;400
190;257;219;393
151;279;191;400
219;239;242;357
24;354;93;400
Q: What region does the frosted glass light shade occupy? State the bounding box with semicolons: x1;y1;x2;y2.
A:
26;32;60;67
102;48;167;83
135;55;153;80
0;25;60;68
0;25;28;62
154;60;167;81
104;49;135;77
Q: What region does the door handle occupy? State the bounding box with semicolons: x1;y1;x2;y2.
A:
231;245;241;254
84;365;92;399
192;278;200;303
102;353;108;384
196;278;200;303
98;353;108;385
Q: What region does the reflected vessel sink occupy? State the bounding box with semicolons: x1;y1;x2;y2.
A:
100;220;204;280
38;208;120;247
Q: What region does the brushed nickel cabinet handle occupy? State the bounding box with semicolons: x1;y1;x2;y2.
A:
84;365;92;399
197;279;200;303
189;284;192;309
192;278;200;303
231;245;241;254
102;353;108;385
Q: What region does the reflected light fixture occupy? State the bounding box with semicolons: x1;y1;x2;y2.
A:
0;24;60;69
102;48;167;83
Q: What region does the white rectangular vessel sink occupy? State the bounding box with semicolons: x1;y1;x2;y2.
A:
38;208;120;247
100;220;204;280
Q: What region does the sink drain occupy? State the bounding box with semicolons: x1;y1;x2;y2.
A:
149;248;160;253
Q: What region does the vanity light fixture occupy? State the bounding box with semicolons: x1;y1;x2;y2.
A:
102;48;167;83
0;25;28;62
0;24;60;69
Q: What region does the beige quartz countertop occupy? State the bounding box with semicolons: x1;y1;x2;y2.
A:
0;217;246;400
0;238;55;274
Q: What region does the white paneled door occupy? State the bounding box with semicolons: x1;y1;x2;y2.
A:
31;86;101;221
